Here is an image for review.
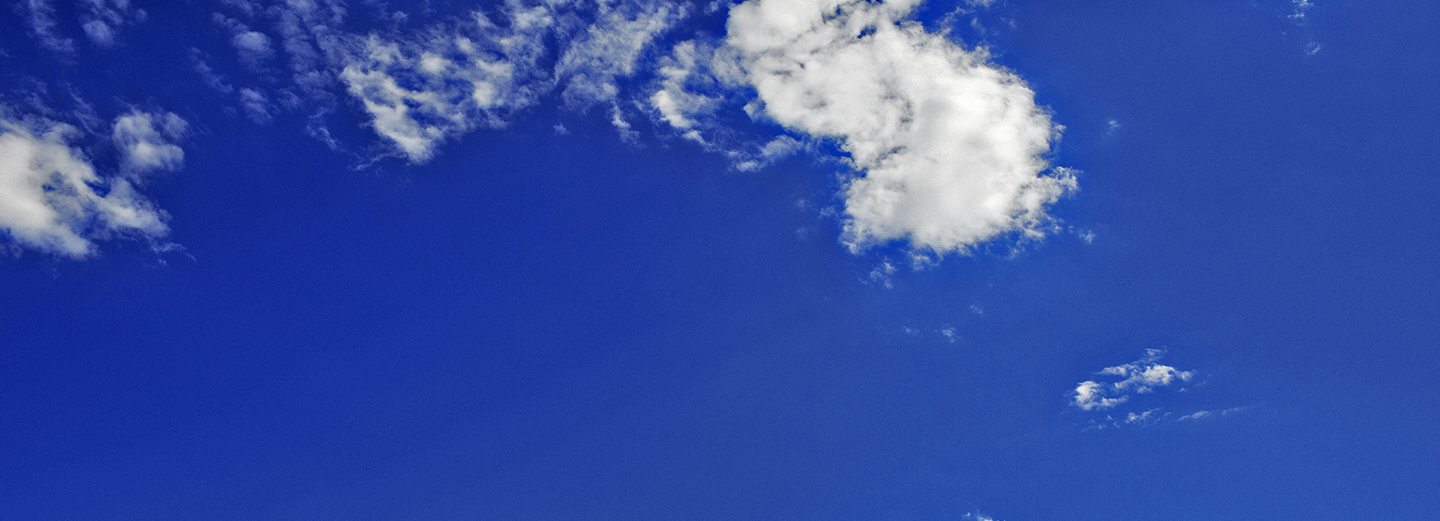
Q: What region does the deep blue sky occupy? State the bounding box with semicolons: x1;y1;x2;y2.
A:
2;1;1438;520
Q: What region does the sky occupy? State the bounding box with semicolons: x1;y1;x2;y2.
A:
0;0;1437;519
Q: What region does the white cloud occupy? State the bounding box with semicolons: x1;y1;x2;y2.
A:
1177;406;1247;422
0;111;171;257
1084;407;1170;430
191;48;236;94
238;88;274;124
1072;349;1195;411
556;0;688;109
650;40;718;135
726;0;1074;255
198;0;1072;257
214;12;276;70
24;0;146;51
1073;380;1128;411
112;110;188;176
24;0;77;53
232;30;275;66
648;38;807;171
866;258;897;288
267;0;349;105
731;135;804;172
1289;0;1314;21
338;1;561;162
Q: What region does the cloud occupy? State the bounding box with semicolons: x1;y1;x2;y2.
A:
232;30;275;66
1289;0;1314;21
647;38;805;171
268;0;349;105
23;0;76;53
213;12;276;69
1177;406;1248;422
112;110;188;176
338;1;562;162
0;110;172;257
238;88;274;124
23;0;147;51
650;40;721;137
83;0;146;47
555;0;688;109
1072;349;1195;411
726;0;1075;255
188;0;1076;257
866;259;898;288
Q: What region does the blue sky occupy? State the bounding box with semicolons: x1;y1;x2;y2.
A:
1;0;1437;519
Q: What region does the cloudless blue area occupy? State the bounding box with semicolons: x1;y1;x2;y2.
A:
2;1;1437;520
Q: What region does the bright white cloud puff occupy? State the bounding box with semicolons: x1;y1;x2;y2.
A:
728;0;1074;255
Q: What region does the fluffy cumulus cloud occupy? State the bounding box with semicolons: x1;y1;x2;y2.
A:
727;0;1074;255
1071;349;1195;412
0;109;181;257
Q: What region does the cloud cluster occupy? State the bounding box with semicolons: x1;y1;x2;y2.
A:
0;109;183;257
337;1;564;162
334;0;694;162
23;0;147;51
261;0;1074;254
726;0;1075;254
1072;349;1195;412
11;0;1079;259
80;0;147;47
555;1;688;109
